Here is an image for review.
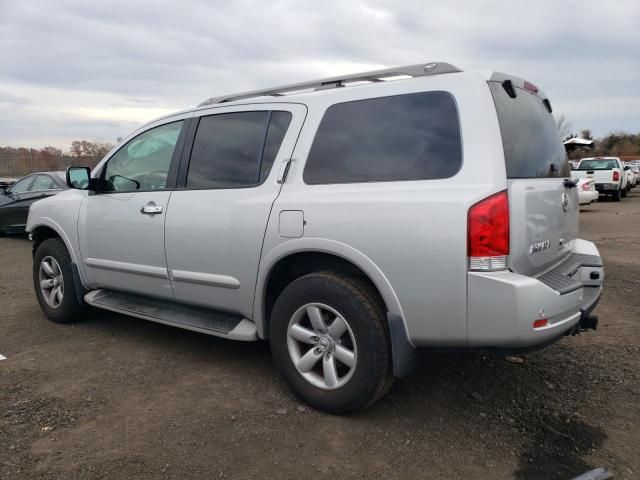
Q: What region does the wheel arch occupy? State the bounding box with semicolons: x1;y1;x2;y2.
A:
254;239;407;341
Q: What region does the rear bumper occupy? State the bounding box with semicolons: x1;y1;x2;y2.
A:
595;183;618;193
467;239;603;348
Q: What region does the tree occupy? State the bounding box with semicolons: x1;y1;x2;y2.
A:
580;129;593;141
556;114;572;140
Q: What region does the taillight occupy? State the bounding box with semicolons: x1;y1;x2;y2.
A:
468;190;509;271
582;182;592;191
613;171;620;182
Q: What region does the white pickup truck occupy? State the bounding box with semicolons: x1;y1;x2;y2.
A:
572;157;628;201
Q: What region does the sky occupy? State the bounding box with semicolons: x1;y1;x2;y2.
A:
0;0;638;150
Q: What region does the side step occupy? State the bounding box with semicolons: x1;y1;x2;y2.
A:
84;289;258;341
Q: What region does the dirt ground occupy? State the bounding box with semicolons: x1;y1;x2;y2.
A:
1;193;639;480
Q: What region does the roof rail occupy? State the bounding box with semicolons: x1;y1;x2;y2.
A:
198;62;461;106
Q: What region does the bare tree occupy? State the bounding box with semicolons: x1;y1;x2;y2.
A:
580;129;593;141
556;114;572;140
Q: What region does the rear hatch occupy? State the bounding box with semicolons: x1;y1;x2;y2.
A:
489;79;578;277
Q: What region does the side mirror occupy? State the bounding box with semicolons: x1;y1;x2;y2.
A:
624;165;631;171
66;166;92;190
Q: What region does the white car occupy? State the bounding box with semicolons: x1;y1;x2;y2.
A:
624;163;637;188
573;157;627;201
577;178;599;205
628;164;640;186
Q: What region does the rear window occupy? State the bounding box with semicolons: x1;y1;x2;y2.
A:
303;92;462;184
577;159;618;170
489;82;569;178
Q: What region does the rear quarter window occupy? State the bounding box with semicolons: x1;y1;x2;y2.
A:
303;91;462;184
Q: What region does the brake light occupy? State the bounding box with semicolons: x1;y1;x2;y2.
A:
523;81;539;93
582;182;592;191
468;191;509;271
613;171;620;182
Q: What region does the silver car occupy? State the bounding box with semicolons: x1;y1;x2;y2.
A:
27;62;603;413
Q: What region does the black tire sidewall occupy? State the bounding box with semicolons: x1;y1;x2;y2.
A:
33;238;82;323
269;273;391;413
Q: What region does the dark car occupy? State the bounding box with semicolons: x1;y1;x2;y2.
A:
0;171;67;234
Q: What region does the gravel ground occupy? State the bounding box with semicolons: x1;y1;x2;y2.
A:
1;192;639;480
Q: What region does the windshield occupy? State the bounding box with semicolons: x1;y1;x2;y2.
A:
578;159;618;170
489;82;569;178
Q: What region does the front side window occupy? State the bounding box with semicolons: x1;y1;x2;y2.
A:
304;92;462;184
186;111;291;189
30;175;57;191
9;176;33;194
103;121;183;192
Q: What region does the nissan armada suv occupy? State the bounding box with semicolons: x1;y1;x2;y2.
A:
27;62;603;413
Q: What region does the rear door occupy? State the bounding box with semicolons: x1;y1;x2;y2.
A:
164;104;305;318
488;80;577;276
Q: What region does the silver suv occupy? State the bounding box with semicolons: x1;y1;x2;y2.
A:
27;62;603;413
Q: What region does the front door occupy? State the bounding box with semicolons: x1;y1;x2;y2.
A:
78;119;187;299
164;104;306;318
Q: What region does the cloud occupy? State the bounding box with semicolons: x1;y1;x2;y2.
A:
0;0;638;148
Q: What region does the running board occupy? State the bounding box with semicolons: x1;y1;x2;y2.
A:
84;289;258;341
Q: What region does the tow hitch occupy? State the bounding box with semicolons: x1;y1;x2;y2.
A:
569;313;599;336
580;314;599;332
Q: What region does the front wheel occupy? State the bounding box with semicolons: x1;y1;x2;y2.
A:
33;238;86;323
269;272;393;414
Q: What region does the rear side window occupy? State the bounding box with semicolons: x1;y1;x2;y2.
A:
186;111;292;189
303;92;462;184
489;82;569;178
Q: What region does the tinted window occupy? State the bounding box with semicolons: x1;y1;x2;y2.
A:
303;92;462;184
489;82;569;178
9;176;33;193
103;121;183;192
261;112;292;182
187;111;290;189
30;175;57;191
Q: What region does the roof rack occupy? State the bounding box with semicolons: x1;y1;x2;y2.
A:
198;62;461;106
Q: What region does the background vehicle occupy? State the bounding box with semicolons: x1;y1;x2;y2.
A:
0;171;67;234
573;157;626;201
26;63;603;413
0;177;17;191
577;178;599;205
628;164;640;186
624;162;636;189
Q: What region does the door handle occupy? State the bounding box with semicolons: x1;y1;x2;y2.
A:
140;203;163;215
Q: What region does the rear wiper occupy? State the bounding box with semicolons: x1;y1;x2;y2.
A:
563;178;577;189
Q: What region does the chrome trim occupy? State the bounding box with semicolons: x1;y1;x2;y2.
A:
84;258;169;279
170;270;241;289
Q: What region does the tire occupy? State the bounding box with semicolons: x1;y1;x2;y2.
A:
612;189;621;202
33;238;86;323
269;272;393;414
621;187;627;198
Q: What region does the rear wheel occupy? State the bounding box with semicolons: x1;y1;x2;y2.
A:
612;189;621;201
33;238;86;323
621;187;627;198
269;272;392;414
